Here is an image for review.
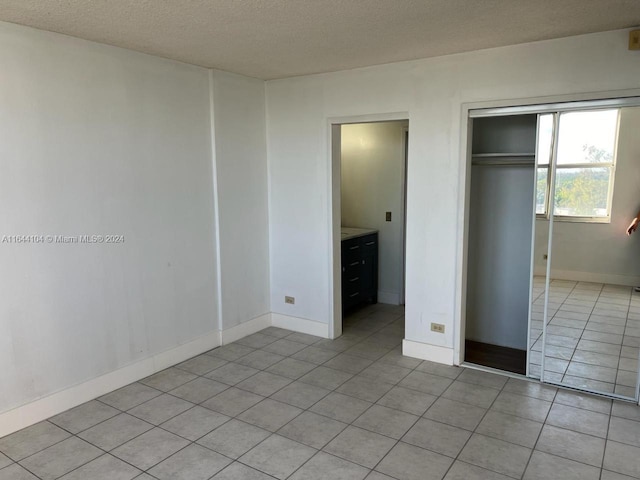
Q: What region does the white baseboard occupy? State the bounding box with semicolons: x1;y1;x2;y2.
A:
271;313;329;338
377;291;401;305
220;313;272;345
533;267;640;287
0;329;221;439
403;339;454;365
0;311;333;438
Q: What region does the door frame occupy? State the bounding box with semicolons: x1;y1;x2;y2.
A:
328;112;409;339
400;126;409;305
456;89;640;367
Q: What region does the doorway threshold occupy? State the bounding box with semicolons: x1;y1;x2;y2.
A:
460;361;528;381
462;362;640;404
464;340;526;375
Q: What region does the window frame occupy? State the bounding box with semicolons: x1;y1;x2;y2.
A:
535;109;620;223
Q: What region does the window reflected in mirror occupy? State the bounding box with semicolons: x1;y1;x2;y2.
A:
536;110;619;221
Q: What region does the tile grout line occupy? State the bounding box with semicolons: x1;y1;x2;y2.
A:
18;329;324;479
50;314;381;479
231;307;406;479
6;358;614;477
3;304;638;480
214;307;403;477
437;371;517;479
256;309;425;478
535;280;639;398
554;280;589;384
616;287;634;396
520;384;560;479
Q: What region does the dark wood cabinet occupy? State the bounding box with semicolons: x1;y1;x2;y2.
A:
341;232;378;312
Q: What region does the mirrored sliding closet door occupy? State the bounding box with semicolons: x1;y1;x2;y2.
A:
537;104;640;402
467;97;640;402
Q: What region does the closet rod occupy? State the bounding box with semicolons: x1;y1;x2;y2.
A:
472;160;535;167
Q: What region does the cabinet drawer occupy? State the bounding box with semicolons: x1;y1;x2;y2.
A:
342;238;362;263
361;234;377;256
341;231;378;311
343;259;361;276
343;273;362;292
343;289;361;304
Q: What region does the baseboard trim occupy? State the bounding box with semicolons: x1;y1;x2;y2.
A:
0;329;221;439
403;339;454;365
377;291;401;305
0;311;333;438
271;313;330;338
533;267;640;287
220;313;272;345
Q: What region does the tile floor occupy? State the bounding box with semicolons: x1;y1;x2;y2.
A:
529;278;640;399
1;303;640;479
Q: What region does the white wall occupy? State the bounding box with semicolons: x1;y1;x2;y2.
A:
4;18;640;428
466;165;534;350
341;121;407;305
211;70;270;328
534;106;640;285
0;22;218;415
266;28;640;363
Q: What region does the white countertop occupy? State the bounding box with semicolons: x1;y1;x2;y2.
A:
341;227;378;241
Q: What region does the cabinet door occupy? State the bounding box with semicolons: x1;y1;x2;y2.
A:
342;237;362;309
360;234;378;303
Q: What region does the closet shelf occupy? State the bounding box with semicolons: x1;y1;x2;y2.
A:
472;152;535;158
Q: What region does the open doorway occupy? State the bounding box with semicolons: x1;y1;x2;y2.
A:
331;119;409;340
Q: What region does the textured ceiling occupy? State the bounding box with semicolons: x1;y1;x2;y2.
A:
1;0;640;79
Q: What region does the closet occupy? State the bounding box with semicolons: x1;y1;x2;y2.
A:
465;115;537;374
464;98;640;404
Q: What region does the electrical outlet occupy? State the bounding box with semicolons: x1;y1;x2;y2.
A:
285;296;295;304
431;323;445;334
385;211;392;221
